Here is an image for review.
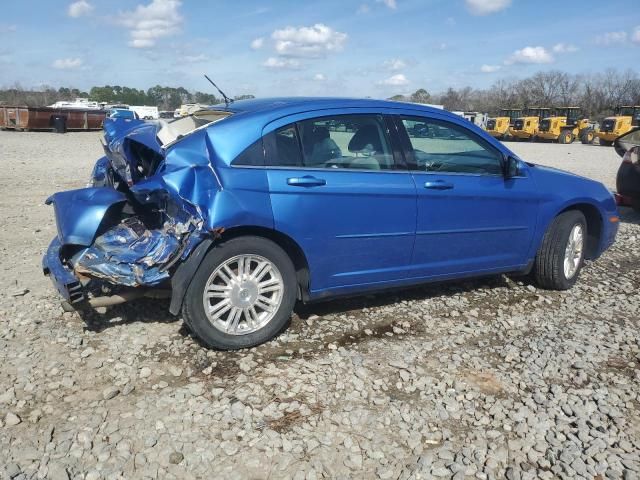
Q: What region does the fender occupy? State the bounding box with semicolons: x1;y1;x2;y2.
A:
169;238;213;315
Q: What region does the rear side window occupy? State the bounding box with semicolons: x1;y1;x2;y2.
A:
400;117;503;175
264;114;396;170
232;138;265;166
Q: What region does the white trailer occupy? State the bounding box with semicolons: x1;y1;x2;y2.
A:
128;106;159;120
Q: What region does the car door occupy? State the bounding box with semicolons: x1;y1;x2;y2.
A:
394;113;539;278
262;111;417;295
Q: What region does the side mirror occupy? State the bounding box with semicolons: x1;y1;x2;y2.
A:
504;155;520;178
614;127;640;158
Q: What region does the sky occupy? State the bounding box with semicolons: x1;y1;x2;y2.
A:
1;0;639;99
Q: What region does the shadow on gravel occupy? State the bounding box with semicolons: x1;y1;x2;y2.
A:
78;298;181;333
619;206;640;225
294;274;513;319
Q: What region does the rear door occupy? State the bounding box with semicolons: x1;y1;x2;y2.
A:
263;110;417;295
394;114;539;278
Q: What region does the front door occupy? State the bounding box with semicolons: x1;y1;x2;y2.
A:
395;115;538;278
264;113;417;295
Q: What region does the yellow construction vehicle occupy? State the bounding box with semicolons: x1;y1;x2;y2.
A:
536;107;594;144
509;107;551;141
485;109;522;140
590;105;640;146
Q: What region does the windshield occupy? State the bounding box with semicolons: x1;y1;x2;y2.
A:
618;106;634;116
156;110;232;147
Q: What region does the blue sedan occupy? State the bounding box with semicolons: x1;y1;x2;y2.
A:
43;98;619;350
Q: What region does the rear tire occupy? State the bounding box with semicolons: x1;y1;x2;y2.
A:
533;210;587;290
182;236;297;350
580;129;594;144
599;139;613;147
558;130;573;144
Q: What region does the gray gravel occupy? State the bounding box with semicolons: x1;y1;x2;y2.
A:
1;131;639;479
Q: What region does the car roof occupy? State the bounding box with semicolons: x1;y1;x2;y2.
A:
205;97;450;122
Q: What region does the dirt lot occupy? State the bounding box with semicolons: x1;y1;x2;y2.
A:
0;131;638;480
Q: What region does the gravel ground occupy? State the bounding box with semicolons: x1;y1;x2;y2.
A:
0;131;638;480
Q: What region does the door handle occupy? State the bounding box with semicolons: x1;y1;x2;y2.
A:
424;180;454;190
287;176;326;187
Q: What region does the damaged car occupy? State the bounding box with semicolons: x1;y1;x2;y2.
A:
44;98;620;350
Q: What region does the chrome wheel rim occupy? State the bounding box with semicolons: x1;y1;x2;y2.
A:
563;224;584;279
202;255;284;335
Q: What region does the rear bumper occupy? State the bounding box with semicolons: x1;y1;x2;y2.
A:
596;132;619;142
536;132;556;140
42;237;85;304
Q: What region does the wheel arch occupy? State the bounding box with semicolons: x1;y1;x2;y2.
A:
169;226;311;316
558;202;602;259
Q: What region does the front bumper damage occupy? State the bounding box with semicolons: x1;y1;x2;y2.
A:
42;123;223;313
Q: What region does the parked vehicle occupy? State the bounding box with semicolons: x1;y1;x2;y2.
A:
537;107;595;144
509;107;551;141
0;105;105;133
591;106;640;146
129;105;159;120
615;128;640;212
43;98;619;350
107;108;139;120
48;98;101;110
486;109;521;140
159;111;175;119
452;111;488;130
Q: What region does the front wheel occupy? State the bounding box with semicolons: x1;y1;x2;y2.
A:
558;130;574;144
600;139;613;147
580;129;594;144
533;210;587;290
182;236;297;350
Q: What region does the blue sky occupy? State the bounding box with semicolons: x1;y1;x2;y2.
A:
1;0;639;98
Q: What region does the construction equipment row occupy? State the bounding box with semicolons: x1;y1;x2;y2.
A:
485;106;640;146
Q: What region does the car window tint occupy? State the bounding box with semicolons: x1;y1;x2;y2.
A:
401;117;502;175
232;138;265;166
265;125;304;167
296;115;395;170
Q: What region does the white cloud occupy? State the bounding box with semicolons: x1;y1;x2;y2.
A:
263;57;301;70
182;54;208;63
0;24;17;33
505;46;554;65
118;0;183;49
480;64;501;73
376;0;397;9
465;0;511;15
271;23;347;58
68;0;93;18
595;31;627;46
313;73;326;81
250;37;264;50
52;58;83;69
552;43;578;53
384;58;406;71
378;73;409;86
631;26;640;44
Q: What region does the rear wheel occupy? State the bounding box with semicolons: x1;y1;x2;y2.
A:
533;210;587;290
600;139;613;147
182;236;297;350
580;129;595;144
558;130;574;144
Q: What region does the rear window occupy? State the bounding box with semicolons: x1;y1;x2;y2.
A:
156;110;232;147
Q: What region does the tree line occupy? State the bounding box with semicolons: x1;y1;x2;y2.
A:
0;84;255;111
1;69;639;120
390;69;640;121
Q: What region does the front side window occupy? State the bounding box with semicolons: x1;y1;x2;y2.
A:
265;114;396;171
401;117;503;175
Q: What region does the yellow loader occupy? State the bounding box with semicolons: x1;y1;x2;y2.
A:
590;106;640;146
536;107;594;144
509;107;551;141
485;109;522;140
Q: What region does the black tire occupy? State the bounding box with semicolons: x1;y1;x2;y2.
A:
600;139;613;147
580;129;594;144
533;210;587;290
182;236;297;350
558;130;573;144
